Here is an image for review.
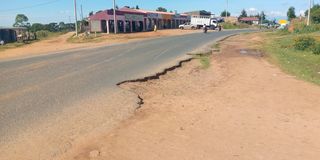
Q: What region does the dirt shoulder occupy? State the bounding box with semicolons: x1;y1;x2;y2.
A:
0;29;200;61
62;33;320;160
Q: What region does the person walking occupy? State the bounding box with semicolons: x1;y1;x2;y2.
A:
154;24;157;32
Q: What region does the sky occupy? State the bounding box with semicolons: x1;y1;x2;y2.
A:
0;0;319;27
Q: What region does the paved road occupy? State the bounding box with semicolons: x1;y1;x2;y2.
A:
0;30;251;143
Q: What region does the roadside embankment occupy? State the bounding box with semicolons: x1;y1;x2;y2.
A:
62;33;320;160
260;30;320;85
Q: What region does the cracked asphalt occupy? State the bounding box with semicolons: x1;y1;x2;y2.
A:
0;29;252;145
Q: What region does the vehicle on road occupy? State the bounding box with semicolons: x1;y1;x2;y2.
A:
203;25;208;33
191;16;219;29
179;22;197;30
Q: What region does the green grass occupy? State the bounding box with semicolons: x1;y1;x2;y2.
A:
211;42;220;49
0;42;27;52
221;22;251;29
194;54;211;69
263;31;320;85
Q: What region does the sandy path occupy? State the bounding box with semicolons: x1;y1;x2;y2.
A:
0;29;200;60
62;33;320;160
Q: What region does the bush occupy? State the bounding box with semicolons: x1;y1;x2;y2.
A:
293;24;320;34
35;30;50;39
221;22;250;29
294;36;316;50
311;43;320;55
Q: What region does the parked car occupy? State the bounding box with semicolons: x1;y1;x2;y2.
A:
179;23;197;30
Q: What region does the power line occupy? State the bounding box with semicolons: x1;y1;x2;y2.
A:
0;0;61;13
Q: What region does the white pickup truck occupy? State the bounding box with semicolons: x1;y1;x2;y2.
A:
179;22;197;30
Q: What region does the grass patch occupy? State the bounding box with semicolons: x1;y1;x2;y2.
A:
67;33;106;43
0;42;27;52
194;54;211;69
221;22;251;29
262;31;320;85
211;42;220;49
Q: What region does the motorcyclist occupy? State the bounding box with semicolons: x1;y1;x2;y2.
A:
203;24;208;33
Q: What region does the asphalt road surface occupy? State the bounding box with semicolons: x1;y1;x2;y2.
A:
0;30;251;147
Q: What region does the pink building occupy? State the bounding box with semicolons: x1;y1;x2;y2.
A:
89;7;190;33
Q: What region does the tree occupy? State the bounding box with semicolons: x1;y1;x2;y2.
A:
156;7;167;12
135;5;140;9
44;23;59;32
89;11;94;16
287;6;296;21
305;4;320;24
220;11;231;17
115;5;119;9
30;23;44;32
59;22;66;30
239;9;248;18
13;14;29;27
310;5;320;23
260;11;266;21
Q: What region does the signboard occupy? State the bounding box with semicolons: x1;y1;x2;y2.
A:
173;14;181;19
147;13;158;19
124;14;144;21
162;14;173;20
91;20;101;32
279;19;288;25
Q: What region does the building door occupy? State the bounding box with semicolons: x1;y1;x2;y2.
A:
101;20;107;32
109;20;115;33
117;20;124;33
125;21;131;33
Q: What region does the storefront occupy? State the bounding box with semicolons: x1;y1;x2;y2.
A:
89;7;190;33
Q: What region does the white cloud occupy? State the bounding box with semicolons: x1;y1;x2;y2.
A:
267;11;286;17
247;7;258;15
299;10;305;16
248;8;257;12
59;10;71;14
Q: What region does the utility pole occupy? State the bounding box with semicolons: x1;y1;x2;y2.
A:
74;0;78;36
81;4;84;20
113;0;117;34
307;0;311;26
260;11;263;29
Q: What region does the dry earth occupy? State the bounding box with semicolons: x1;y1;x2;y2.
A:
0;29;200;60
62;33;320;160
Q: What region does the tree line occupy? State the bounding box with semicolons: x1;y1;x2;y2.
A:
287;4;320;23
13;14;76;33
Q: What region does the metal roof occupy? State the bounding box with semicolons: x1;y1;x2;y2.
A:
0;27;26;29
239;17;260;21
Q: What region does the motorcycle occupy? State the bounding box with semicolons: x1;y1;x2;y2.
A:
203;26;208;33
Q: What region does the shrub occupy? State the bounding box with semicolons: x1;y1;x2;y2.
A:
294;36;316;51
35;30;50;39
293;24;320;34
311;43;320;55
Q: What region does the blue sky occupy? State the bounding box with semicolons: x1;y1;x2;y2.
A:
0;0;318;26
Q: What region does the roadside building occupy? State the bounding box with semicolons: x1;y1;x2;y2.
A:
88;7;189;33
225;16;238;23
239;17;260;25
0;27;27;44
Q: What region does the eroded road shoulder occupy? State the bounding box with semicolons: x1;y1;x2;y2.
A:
64;33;320;160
